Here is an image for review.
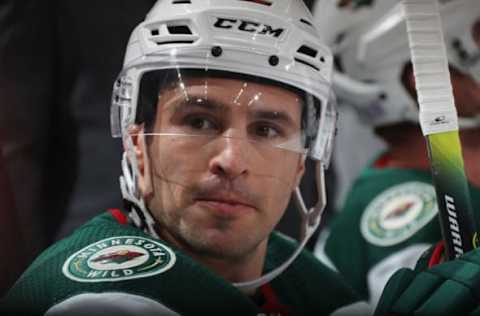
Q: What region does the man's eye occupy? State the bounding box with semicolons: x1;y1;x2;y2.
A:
252;124;281;139
186;116;217;130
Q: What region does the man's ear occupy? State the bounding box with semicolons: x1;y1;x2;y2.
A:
126;126;153;199
293;155;306;189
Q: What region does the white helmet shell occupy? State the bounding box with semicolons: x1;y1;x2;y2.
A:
313;0;480;127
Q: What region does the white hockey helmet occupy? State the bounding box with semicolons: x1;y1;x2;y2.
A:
313;0;480;128
111;0;336;291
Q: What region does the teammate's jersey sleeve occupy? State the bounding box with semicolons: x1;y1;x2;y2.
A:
325;163;480;309
325;167;441;300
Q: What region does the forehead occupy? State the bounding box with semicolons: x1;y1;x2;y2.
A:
160;74;304;115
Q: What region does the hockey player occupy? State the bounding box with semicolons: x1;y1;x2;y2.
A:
1;0;359;315
312;0;480;310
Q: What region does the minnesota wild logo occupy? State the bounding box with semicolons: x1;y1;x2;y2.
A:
360;182;438;247
337;0;375;10
63;236;176;282
91;250;145;265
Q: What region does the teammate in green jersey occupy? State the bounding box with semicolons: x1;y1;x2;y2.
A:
312;0;480;312
1;0;360;315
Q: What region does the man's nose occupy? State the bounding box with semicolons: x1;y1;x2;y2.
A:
208;133;249;180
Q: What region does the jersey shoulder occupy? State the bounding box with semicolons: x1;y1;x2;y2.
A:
3;211;263;315
2;211;164;313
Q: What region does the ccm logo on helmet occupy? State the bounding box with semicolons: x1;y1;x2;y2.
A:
213;17;284;38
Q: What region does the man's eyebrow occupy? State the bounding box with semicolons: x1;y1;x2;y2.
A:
170;96;228;112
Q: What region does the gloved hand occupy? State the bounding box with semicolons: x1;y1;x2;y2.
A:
374;244;480;316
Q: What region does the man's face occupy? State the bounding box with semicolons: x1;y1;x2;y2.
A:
136;75;305;261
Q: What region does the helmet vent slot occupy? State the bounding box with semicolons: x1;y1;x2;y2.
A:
167;25;193;35
155;40;195;45
299;19;313;27
172;0;191;4
297;45;317;58
294;58;319;71
238;0;272;6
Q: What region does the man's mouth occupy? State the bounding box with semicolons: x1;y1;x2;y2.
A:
194;194;256;216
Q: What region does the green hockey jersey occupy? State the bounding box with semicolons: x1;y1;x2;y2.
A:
325;158;480;307
2;210;358;316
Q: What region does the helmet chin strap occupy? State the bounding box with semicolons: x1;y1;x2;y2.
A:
120;135;159;239
233;162;327;293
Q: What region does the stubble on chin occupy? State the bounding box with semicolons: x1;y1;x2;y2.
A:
149;177;272;261
175;215;264;260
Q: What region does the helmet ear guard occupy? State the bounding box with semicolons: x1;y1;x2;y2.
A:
111;0;337;291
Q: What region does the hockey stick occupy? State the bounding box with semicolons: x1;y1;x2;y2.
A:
402;0;478;260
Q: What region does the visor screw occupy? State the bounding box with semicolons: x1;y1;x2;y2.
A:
452;39;461;48
268;55;279;66
211;46;223;57
379;93;387;100
320;56;325;63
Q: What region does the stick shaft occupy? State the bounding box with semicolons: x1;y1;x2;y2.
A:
427;132;477;258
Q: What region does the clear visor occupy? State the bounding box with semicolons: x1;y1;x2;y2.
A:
139;69;311;155
112;68;337;165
